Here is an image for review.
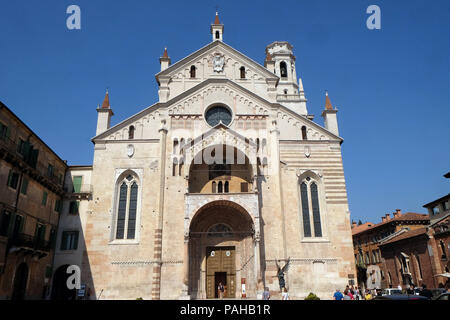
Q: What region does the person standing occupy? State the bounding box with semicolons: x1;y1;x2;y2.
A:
364;289;372;300
263;287;270;300
333;289;344;300
343;290;352;300
281;287;289;300
218;282;225;299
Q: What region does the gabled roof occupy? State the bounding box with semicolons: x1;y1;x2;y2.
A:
92;78;343;142
352;212;429;236
379;227;428;246
155;40;279;82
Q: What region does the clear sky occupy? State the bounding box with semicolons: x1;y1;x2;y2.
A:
0;0;449;224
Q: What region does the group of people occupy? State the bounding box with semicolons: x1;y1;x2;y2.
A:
262;287;289;300
333;282;450;300
333;286;367;300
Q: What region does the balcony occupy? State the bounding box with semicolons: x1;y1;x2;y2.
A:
8;233;51;259
64;184;93;199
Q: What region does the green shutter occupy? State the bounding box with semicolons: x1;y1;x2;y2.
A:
73;176;82;193
42;191;48;206
54;199;62;213
7;170;12;187
61;231;68;250
7;212;16;236
18;215;24;233
73;232;79;250
20;178;28;195
5;126;10;139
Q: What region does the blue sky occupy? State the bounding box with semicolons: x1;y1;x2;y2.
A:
0;0;449;223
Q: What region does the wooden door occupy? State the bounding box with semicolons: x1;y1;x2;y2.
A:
206;246;236;298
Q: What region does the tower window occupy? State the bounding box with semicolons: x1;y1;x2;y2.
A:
284;89;288;94
128;126;135;139
215;31;220;39
280;61;287;78
240;67;246;79
190;65;196;78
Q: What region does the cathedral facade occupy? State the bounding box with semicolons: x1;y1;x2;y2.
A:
53;14;355;300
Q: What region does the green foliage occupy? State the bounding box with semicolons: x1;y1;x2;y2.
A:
304;292;320;300
136;297;143;300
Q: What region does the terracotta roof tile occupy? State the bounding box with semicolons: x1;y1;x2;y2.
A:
325;91;333;110
162;47;168;58
352;222;375;235
352;212;429;236
214;12;220;25
380;227;428;246
101;91;110;109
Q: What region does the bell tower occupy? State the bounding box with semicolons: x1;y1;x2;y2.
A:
266;41;307;115
211;12;224;42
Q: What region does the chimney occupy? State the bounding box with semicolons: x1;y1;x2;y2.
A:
352;221;357;228
385;213;391;221
393;209;402;218
381;216;386;223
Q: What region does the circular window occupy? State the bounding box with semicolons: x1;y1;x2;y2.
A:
205;106;232;127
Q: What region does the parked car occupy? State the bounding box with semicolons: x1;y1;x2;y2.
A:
373;294;429;300
430;288;446;298
381;288;403;296
432;291;449;300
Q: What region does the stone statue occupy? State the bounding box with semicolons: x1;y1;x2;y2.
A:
275;257;291;291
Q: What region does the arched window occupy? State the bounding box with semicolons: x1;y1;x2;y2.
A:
190;65;196;78
208;224;232;238
299;175;324;238
301;126;307;140
440;241;447;259
215;31;220;39
179;160;184;177
128;126;135;139
173;139;178;154
284;89;288;94
224;181;229;193
115;174;139;240
240;66;246;79
218;181;223;193
280;61;288;78
212;181;217;193
172;158;178;177
310;182;322;237
300;182;312;237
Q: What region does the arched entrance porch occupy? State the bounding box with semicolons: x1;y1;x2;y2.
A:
187;200;260;299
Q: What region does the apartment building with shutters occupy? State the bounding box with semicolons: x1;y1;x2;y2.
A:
0;101;67;299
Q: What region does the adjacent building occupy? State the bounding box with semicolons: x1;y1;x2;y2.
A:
352;210;429;289
0;102;67;299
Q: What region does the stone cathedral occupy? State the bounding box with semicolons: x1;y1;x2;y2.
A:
53;13;355;300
